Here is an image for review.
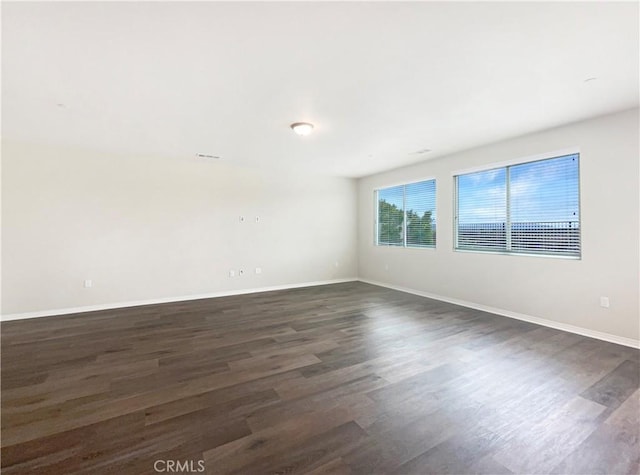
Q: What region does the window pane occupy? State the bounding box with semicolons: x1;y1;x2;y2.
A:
377;185;404;246
509;154;580;255
406;180;436;247
457;168;507;250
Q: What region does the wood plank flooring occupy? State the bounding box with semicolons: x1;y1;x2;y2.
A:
1;282;638;474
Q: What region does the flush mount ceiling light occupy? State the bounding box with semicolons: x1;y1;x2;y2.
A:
290;122;314;136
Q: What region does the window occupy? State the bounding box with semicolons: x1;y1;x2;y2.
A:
376;179;436;248
455;153;580;257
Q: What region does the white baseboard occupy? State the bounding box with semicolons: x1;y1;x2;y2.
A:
358;278;640;349
1;278;359;322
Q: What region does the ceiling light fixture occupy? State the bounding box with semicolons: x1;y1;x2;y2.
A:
290;122;314;136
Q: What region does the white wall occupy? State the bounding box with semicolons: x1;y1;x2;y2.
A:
358;108;640;344
3;109;638;347
1;141;358;316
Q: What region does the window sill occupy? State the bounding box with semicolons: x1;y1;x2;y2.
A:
454;248;581;260
374;244;436;251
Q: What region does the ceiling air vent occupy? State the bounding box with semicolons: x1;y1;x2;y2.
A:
195;153;220;160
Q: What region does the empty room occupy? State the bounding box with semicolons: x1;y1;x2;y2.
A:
1;1;639;474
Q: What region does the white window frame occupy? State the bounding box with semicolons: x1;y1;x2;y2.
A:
452;148;581;259
374;177;437;249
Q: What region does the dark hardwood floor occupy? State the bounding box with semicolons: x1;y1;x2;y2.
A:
1;282;638;474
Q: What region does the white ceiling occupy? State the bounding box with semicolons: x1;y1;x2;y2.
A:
2;1;638;178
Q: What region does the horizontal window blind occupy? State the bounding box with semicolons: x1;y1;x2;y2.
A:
376;179;436;248
406;180;436;247
377;185;404;246
455;154;580;257
509;155;580;255
456;168;507;250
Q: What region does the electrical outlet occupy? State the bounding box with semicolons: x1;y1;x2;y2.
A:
600;296;610;308
255;216;260;223
255;267;262;274
239;216;245;223
229;270;235;278
239;269;245;276
84;279;92;288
